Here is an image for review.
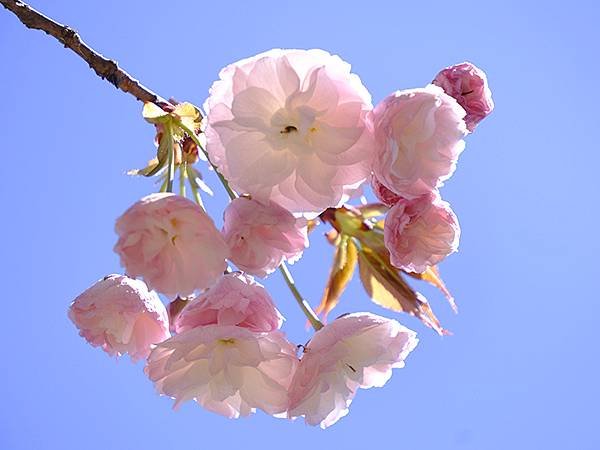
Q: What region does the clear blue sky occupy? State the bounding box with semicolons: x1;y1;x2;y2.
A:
1;0;598;449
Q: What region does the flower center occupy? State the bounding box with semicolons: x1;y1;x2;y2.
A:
269;106;320;155
280;125;298;134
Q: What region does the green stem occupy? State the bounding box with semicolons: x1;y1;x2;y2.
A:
175;120;237;200
186;164;205;211
159;174;169;193
179;161;187;197
279;262;324;331
165;122;175;193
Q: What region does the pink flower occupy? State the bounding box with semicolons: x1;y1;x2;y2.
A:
288;313;418;428
204;49;374;215
174;272;283;333
68;274;170;361
372;85;467;200
222;197;308;277
114;193;228;298
370;174;402;206
384;192;460;273
433;62;494;131
146;325;298;418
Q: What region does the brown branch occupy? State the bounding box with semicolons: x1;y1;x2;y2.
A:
1;0;172;109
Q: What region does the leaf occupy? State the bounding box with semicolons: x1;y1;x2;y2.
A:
332;206;387;252
187;166;213;196
357;246;449;335
172;102;201;141
357;203;389;219
325;229;339;245
143;101;202;143
142;102;171;124
315;236;358;320
140;124;172;176
306;219;319;234
405;266;457;312
127;157;160;176
174;103;200;125
127;125;172;178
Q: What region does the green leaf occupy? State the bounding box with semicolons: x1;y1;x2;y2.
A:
357;203;389;219
172;102;201;141
127;157;160;177
142;102;171;124
316;236;358;320
357;246;448;335
142;123;172;177
332;206;387;252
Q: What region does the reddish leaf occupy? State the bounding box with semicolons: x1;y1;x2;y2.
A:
357;246;449;335
316;236;358;320
405;266;457;312
306;219;320;234
325;229;340;245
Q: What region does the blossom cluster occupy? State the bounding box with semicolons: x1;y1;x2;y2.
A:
69;49;493;427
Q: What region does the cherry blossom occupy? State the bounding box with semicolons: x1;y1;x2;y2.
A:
372;85;467;199
433;62;494;131
222;197;308;277
384;192;460;273
114;193;228;297
69;274;170;361
146;325;298;418
174;272;283;333
288;313;418;428
204;48;374;214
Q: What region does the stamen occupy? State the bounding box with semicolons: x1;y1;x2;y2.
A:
280;125;298;134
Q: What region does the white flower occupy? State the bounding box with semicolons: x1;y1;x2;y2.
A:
288;313;418;428
146;325;298;418
205;49;374;215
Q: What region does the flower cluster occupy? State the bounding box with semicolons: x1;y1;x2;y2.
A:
69;50;492;427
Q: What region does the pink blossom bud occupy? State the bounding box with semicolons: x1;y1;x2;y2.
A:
146;325;298;418
384;192;460;273
372;85;467;199
288;312;418;428
222;197;308;277
370;174;402;206
114;193;229;298
204;49;375;215
68;275;170;361
433;62;494;131
174;272;283;333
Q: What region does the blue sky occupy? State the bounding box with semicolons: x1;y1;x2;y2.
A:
1;0;599;449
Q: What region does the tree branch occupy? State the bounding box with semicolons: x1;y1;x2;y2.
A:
1;0;173;109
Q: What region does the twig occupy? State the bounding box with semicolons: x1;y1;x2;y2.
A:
0;0;172;109
279;263;324;331
2;0;322;332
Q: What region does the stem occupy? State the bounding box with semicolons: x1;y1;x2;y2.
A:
186;164;205;210
165;123;175;193
179;162;187;197
159;175;168;193
175;120;237;200
0;0;172;109
279;263;324;331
